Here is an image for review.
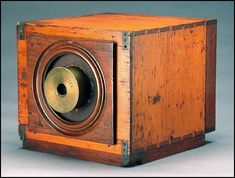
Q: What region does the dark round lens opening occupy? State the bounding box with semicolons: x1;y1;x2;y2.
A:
57;83;67;96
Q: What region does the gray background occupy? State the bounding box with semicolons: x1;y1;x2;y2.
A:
1;1;234;177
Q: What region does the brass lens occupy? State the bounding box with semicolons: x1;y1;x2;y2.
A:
44;66;91;113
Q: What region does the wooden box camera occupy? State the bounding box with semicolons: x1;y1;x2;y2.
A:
17;13;216;166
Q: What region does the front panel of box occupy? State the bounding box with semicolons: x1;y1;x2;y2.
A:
26;33;116;145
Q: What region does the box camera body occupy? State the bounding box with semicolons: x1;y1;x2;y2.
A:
17;13;216;166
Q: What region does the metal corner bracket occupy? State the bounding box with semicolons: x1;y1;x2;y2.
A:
17;22;25;40
122;140;129;165
122;32;129;50
19;124;26;141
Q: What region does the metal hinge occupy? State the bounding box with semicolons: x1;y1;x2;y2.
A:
122;141;129;165
19;124;26;141
122;32;129;50
17;22;25;40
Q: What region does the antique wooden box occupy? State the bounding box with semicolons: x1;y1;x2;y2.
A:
17;13;216;166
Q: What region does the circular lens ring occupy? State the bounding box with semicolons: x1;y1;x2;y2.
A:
33;40;105;135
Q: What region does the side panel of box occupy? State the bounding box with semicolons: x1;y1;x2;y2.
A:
205;22;217;133
130;23;207;160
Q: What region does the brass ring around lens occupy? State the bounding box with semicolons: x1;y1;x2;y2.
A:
44;66;79;113
44;66;92;113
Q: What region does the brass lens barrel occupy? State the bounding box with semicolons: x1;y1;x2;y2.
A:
44;66;90;113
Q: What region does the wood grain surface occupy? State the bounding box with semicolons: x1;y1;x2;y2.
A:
17;14;216;166
18;17;131;165
131;24;206;152
27;13;210;31
205;23;217;133
27;33;116;144
23;138;123;166
17;39;28;124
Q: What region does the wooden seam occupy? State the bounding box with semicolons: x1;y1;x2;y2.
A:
132;130;205;155
24;125;122;155
133;19;217;36
129;32;134;161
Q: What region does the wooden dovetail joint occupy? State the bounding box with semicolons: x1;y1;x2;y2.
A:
147;28;160;35
185;23;194;29
160;26;170;33
17;22;25;40
122;32;129;50
19;124;26;141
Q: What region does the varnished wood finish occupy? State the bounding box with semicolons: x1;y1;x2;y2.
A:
17;14;216;166
131;24;206;153
24;125;122;154
205;23;216;133
27;13;209;31
23;139;123;166
128;133;205;166
27;33;115;144
22;125;204;167
24;20;131;143
17;40;28;124
18;14;131;166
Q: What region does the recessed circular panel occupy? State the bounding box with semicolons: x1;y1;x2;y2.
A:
33;40;105;135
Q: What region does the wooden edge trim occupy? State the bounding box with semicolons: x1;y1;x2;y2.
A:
133;19;217;36
23;138;123;167
24;125;122;155
27;32;116;44
25;22;129;33
205;22;216;133
17;38;28;124
126;133;205;167
129;32;134;163
25;19;217;35
131;131;205;157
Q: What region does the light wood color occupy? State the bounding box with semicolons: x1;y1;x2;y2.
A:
24;125;122;154
131;25;206;152
27;13;209;31
17;13;216;166
24;26;131;143
17;40;28;124
18;16;132;159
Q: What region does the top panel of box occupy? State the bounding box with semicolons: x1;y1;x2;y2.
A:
26;13;214;32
